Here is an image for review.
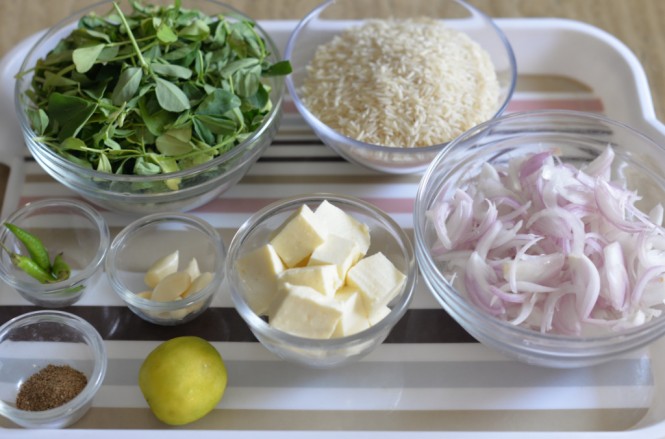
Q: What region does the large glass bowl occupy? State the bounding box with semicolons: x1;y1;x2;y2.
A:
414;110;665;368
284;0;516;174
226;193;417;368
14;0;284;214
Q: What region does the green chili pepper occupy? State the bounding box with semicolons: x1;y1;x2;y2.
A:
51;252;71;282
0;242;55;283
4;223;51;272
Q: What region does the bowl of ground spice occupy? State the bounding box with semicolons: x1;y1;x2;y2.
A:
0;310;107;428
285;0;516;174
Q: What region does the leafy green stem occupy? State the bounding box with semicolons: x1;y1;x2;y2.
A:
112;2;149;70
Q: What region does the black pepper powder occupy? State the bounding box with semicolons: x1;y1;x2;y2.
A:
16;364;88;411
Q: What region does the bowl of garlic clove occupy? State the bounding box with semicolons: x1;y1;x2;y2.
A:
105;213;226;325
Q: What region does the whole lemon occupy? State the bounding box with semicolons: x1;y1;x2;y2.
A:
138;336;227;425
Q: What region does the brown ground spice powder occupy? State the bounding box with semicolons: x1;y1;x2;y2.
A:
16;364;88;411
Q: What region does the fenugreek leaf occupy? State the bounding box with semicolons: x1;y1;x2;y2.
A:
151;62;192;79
111;67;143;106
72;43;106;73
154;77;190;112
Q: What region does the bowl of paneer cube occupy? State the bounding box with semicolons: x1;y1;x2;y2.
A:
226;193;417;367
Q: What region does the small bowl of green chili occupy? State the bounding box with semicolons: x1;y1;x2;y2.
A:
0;199;110;307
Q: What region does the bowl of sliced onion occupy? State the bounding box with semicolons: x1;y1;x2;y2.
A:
414;109;665;368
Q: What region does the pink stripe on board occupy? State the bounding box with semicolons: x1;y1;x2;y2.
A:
284;98;605;115
18;195;415;215
194;197;415;214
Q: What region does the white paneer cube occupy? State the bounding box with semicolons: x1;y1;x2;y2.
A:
314;200;371;256
368;305;392;326
346;252;406;313
333;286;370;337
270;204;327;267
270;284;343;339
308;234;362;285
235;244;285;315
277;265;339;297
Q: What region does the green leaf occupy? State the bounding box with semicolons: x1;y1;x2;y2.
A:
195;88;240;116
179;19;210;41
43;71;79;89
72;44;106;73
60;137;88;151
154;77;191;112
156;22;178;44
192;117;215;145
96;153;113;173
150;62;192;79
138;96;175;136
47;93;98;140
133;157;161;175
195;114;236;135
234;68;260;97
262;60;293;76
111;67;143;105
156;124;192;156
27;108;49;136
218;58;260;78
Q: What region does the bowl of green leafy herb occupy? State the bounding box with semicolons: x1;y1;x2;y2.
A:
15;0;291;214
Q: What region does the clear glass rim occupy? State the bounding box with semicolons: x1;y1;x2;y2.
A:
283;0;517;155
0;310;107;423
226;192;417;349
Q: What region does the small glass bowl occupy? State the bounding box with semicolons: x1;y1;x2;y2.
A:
226;193;417;368
105;213;226;325
284;0;516;174
0;310;107;429
14;0;284;214
0;199;109;308
414;110;665;368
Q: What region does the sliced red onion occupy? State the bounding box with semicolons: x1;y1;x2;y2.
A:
427;146;665;335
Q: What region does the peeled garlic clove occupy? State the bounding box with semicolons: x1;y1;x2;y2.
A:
136;290;152;299
184;258;201;281
182;272;214;298
151;271;191;302
144;250;180;288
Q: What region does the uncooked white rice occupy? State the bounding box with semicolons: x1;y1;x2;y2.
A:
300;17;500;148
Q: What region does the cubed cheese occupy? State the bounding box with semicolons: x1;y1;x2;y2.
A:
346;252;406;312
368;305;392;326
277;265;339;297
270;284;343;339
314;200;371;256
235;244;285;315
308;234;362;284
270;205;327;267
333;287;370;337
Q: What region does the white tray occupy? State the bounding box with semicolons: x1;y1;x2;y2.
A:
1;18;665;438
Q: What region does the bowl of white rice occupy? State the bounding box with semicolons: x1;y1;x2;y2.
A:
284;0;516;174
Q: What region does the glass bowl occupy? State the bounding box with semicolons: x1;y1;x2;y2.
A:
14;0;284;214
226;193;417;368
0;199;109;308
0;310;107;429
414;110;665;368
284;0;516;174
105;212;226;326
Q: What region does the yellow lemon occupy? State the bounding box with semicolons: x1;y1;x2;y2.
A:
138;336;227;425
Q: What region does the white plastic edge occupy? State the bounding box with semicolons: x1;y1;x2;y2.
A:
0;17;665;438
